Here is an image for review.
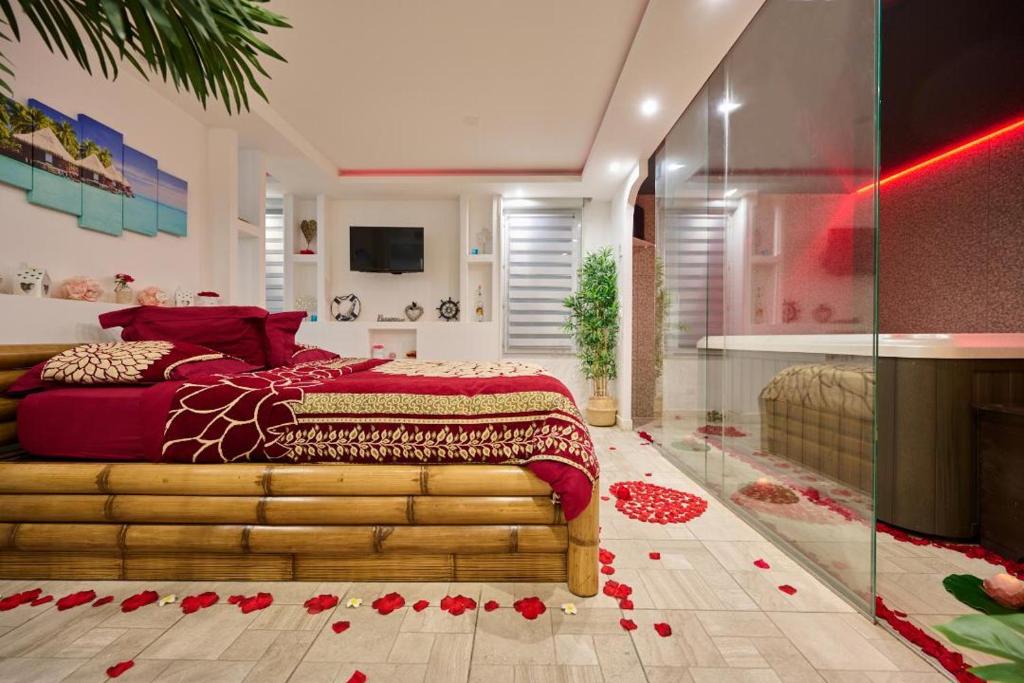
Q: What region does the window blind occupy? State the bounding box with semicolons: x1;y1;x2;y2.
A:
660;208;725;353
264;196;285;313
503;208;581;353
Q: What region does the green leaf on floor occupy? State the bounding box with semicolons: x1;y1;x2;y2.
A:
944;575;1020;615
935;614;1024;681
970;662;1024;682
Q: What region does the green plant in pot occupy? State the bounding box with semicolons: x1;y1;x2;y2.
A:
563;247;619;427
935;613;1024;681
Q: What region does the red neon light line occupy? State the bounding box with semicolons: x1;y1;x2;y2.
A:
337;167;581;178
856;116;1024;194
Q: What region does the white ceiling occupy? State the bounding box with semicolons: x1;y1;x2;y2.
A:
146;0;765;200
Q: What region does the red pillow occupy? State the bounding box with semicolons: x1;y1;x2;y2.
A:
99;306;269;367
5;362;46;396
264;311;307;367
40;341;224;385
290;345;340;365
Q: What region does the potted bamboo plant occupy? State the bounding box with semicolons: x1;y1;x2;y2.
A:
563;247;619;426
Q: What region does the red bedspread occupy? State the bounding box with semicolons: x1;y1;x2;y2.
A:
160;358;597;518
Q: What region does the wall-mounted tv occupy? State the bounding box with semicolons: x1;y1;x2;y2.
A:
349;226;424;273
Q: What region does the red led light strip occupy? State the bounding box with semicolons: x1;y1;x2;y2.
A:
856;116;1024;194
337;167;580;178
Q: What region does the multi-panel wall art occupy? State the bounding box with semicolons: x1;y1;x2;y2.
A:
0;97;187;237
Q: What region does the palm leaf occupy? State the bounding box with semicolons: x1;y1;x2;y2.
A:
0;0;289;114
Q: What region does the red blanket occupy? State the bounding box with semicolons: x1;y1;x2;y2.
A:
161;358;597;518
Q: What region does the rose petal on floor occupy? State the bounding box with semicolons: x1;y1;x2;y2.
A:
332;620;351;634
106;660;134;678
619;618;637;631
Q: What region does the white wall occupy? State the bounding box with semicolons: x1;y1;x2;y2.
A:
0;35;211;302
327;199;460;321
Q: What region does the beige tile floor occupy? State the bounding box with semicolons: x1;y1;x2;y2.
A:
0;427;945;683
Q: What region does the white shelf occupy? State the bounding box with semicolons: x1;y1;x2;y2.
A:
466;254;494;263
290;253;318;264
234;217;262;239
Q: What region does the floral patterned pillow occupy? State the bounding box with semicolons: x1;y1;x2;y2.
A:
41;341;225;385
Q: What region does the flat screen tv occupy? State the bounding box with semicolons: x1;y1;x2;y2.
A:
349;226;424;273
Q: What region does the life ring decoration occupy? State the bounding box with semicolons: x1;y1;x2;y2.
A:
437;297;460;322
332;293;361;321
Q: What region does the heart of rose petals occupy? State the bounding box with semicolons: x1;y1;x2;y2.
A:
600;566;616;575
181;592;219;614
303;594;339;615
93;596;114;607
412;599;430;612
158;594;177;606
30;595;53;607
513;596;547;620
654;622;672;637
484;600;500;612
598;548;615;565
121;590;159;613
230;592;273;613
619;598;634;610
753;559;771;569
57;590;97;611
648;552;661;560
346;671;367;683
371;592;406;615
619;618;638;631
331;620;351;634
778;584;797;595
608;481;709;525
560;602;577;615
106;660;134;678
0;588;42;611
440;595;477;616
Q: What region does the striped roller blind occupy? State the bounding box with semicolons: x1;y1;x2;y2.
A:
264;196;285;313
503;208;581;353
660;208;726;353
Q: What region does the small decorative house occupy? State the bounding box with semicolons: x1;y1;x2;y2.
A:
14;265;51;297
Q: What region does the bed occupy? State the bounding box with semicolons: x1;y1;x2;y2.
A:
0;343;599;596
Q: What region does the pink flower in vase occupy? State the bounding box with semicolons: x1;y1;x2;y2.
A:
61;276;103;302
136;286;168;306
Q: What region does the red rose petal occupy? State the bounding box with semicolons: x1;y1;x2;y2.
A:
778;585;797;595
484;600;500;612
93;596;114;607
57;590;97;611
638;431;654;443
648;552;661;560
753;559;771;570
654;622;672;637
619;598;634;610
600;495;610;501
303;594;339;615
609;446;617;451
600;565;616;576
619;618;637;631
345;671;367;683
412;599;430;612
121;590;159;613
513;596;547;620
371;592;406;615
181;592;219;614
440;595;477;616
30;595;53;607
230;592;274;613
598;548;615;565
332;620;351;634
644;473;652;477
106;660;134;678
0;588;42;611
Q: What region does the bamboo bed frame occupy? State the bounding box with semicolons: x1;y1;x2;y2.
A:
0;344;599;596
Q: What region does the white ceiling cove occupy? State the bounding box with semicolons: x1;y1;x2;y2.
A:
147;0;766;199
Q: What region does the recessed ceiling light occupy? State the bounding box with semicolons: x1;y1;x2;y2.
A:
640;98;659;117
717;100;741;115
608;161;623;173
724;188;737;197
667;162;686;171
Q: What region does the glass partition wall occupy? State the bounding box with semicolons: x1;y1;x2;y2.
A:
655;0;879;612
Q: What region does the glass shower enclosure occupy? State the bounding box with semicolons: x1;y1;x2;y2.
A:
654;0;879;612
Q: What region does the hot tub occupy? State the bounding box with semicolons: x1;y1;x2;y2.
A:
699;333;1024;538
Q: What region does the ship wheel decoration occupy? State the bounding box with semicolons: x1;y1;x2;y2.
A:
437;297;460;322
332;293;361;321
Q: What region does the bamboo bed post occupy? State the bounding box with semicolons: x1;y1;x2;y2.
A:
566;479;599;597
